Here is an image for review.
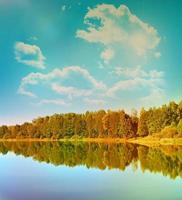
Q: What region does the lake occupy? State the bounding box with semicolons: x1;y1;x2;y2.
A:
0;142;182;200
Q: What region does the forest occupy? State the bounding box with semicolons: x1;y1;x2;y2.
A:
0;141;182;179
0;100;182;139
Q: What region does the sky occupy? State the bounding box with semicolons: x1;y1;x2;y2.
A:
0;0;182;125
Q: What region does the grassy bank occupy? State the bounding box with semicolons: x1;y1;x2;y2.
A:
128;136;182;146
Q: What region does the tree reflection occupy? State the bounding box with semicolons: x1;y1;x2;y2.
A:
1;141;182;179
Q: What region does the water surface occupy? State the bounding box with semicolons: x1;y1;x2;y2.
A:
0;142;182;200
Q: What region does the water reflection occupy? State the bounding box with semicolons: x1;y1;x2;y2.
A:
0;141;182;179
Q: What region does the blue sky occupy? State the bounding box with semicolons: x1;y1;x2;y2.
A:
0;0;182;125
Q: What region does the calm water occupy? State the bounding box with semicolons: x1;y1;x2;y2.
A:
0;142;182;200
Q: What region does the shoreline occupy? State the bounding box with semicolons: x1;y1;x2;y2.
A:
0;137;182;145
128;137;182;146
0;138;128;143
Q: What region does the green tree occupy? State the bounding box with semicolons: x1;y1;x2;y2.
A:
177;119;182;135
137;108;149;137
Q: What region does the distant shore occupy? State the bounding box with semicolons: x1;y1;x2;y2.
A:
1;137;182;146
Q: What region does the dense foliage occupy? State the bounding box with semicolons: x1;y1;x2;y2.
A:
0;110;137;139
138;101;182;137
1;100;182;139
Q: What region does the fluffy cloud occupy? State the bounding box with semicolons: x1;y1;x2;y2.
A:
18;66;106;98
107;66;164;97
51;83;92;99
140;88;166;106
18;63;166;109
76;4;161;60
15;42;46;69
113;65;164;79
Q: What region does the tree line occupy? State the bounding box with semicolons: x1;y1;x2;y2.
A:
0;100;182;139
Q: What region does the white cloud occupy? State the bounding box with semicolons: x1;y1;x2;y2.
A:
18;66;106;98
18;85;36;98
18;63;166;110
105;66;166;109
51;83;92;99
112;65;164;79
37;98;68;106
107;66;164;97
113;65;147;77
149;70;164;78
140;88;166;107
76;4;160;58
15;42;46;69
107;79;146;97
100;48;114;64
